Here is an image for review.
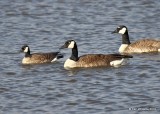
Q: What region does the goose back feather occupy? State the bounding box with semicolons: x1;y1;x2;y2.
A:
22;52;61;64
125;39;160;53
75;54;132;67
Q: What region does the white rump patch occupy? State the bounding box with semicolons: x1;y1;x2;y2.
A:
24;47;29;53
119;44;128;53
51;57;57;62
64;59;77;68
68;41;75;48
158;49;160;52
110;58;128;67
119;27;127;34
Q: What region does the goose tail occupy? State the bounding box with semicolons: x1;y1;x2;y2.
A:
122;54;133;58
57;52;64;59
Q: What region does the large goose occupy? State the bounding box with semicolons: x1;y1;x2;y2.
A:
60;40;133;68
21;45;63;64
112;25;160;53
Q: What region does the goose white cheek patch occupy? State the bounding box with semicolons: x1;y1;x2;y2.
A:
68;41;75;48
119;27;127;34
24;47;29;52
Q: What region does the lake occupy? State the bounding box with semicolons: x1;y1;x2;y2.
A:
0;0;160;114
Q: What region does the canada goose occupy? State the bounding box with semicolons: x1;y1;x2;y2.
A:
21;45;63;64
60;40;133;68
112;25;160;53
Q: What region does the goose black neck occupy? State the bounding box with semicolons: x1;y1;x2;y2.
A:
122;31;131;44
25;49;31;57
70;43;79;61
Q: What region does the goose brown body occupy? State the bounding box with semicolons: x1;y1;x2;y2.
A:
124;39;160;53
73;54;132;67
22;52;60;64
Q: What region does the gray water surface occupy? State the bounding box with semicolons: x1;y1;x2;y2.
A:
0;0;160;114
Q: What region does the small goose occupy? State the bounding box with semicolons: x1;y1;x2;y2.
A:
21;45;63;64
60;40;133;68
112;25;160;54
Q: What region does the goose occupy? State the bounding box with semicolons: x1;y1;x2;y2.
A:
60;40;133;68
21;45;63;64
112;25;160;54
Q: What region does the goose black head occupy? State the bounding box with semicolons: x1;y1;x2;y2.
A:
112;25;128;35
60;40;76;49
21;45;30;53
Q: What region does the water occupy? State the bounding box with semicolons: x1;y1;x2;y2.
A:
0;0;160;114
